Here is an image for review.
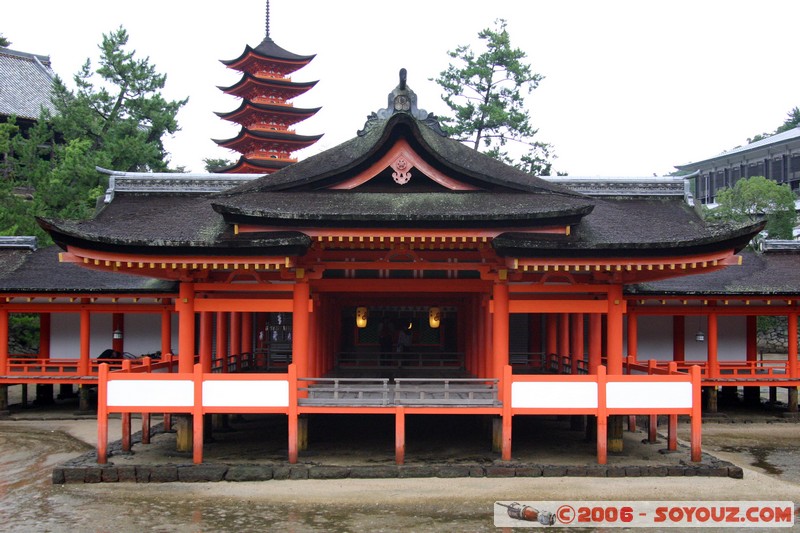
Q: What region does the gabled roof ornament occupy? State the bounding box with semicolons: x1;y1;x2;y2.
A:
358;68;446;137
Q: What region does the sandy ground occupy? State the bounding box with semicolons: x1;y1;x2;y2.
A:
6;384;800;511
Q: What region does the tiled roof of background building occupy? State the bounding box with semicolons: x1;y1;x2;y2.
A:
0;47;56;120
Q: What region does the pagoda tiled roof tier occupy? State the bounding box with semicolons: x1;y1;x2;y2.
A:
220;157;294;174
214;127;323;154
219;73;317;102
221;37;315;76
215;100;321;129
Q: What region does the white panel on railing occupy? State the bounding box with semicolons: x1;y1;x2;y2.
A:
107;380;193;407
203;380;289;408
511;381;598;409
606;381;692;409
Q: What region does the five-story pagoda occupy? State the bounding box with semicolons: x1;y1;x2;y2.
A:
214;1;322;174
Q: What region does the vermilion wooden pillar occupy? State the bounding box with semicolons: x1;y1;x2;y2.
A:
558;313;570;373
308;297;318;377
242;312;253;355
483;295;492;379
626;313;638;362
177;282;196;374
746;315;758;362
112;313;124;353
39;313;51;359
673;315;685;362
161;306;172;355
293;278;310;383
606;285;624;375
707;313;718;379
588;313;602;375
79;307;91;375
230;312;242;357
492;281;509;392
788;313;798;378
788;313;798;412
0;309;8;374
216;312;229;372
199;312;213;373
606;286;625;453
571;313;584;374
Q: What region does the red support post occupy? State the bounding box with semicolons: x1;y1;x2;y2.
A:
242;312;253;355
668;414;678;451
193;363;204;464
502;364;513;460
648;414;657;443
142;413;151;445
690;365;702;462
596;365;607;464
558;313;570;373
707;313;718;379
0;309;8;374
292;278;310;385
288;363;298;463
97;363;109;464
673;315;685;362
39;313;51;360
788;313;798;378
395;407;405;465
230;312;241;358
746;315;758;362
177;283;196;375
589;313;602;375
627;313;638;362
607;286;624;375
79;308;91;375
199;312;213;374
571;313;584;374
216;312;229;373
121;412;131;452
492;281;509;400
483;295;492;379
160;306;172;356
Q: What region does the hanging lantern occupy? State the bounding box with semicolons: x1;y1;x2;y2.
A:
429;306;441;328
695;330;705;342
356;306;369;328
113;329;123;340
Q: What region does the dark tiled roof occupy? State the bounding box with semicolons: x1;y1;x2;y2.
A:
218;113;583;196
213;191;592;228
0;245;176;293
494;197;762;257
221;38;315;66
39;194;310;255
0;48;56;120
627;250;800;296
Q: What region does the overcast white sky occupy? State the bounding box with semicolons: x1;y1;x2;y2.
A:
6;0;800;176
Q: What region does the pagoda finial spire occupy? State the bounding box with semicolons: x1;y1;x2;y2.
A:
265;0;271;39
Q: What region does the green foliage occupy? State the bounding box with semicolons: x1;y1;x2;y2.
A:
204;158;235;172
0;34;10;48
0;26;188;241
433;19;555;175
706;176;797;239
9;314;39;353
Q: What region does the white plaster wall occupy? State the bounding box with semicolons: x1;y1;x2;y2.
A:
624;315;747;362
49;312;180;359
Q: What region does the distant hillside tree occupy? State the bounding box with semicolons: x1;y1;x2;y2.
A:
0;34;10;47
706;176;796;239
433;19;555;175
204;158;235;172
